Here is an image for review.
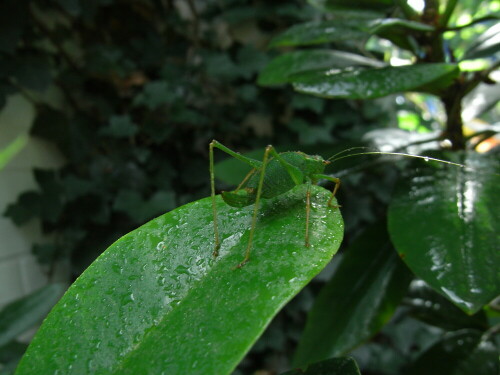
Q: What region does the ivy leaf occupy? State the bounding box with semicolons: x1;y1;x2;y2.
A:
15;185;343;374
113;189;176;223
100;115;139;138
388;152;500;314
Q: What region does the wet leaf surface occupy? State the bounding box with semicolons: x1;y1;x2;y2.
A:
292;64;459;99
293;221;412;367
388;152;500;314
15;185;343;375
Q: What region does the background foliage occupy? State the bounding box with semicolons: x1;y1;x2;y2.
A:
1;0;499;374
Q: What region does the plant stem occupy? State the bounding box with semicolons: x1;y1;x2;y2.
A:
441;82;465;150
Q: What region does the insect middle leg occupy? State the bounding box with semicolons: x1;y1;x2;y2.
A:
313;174;341;207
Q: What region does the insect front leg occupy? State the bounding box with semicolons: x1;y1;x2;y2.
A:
209;141;221;257
209;140;262;259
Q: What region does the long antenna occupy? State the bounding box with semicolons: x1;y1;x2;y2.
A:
329;151;469;169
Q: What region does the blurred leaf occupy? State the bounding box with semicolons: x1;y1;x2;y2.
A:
462;81;500;121
132;81;177;109
463;23;500;60
293;221;413;368
269;19;370;48
15;186;343;375
404;280;489;331
0;0;28;54
0;284;66;347
9;54;52;92
370;18;434;52
3;191;42;225
308;0;394;11
99;115;139;138
292;64;459;100
258;50;383;86
405;329;499;375
282;357;361;375
388;152;500;314
113;189;176;223
0;135;27;171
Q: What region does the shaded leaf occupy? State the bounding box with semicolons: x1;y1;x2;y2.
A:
99;115;139;138
15;185;344;375
293;221;412;368
388;152;500;314
258;50;383;86
0;284;66;347
269;19;371;48
463;23;500;60
370;18;434;52
405;329;499;375
282;357;361;375
404;280;489;331
113;189;176;223
308;0;394;12
292;64;459;100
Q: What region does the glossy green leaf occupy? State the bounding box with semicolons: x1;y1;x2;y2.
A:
370;18;434;52
308;0;394;11
292;64;459;99
388;152;500;314
293;221;412;368
282;357;361;375
405;329;499;375
268;19;370;48
0;284;66;347
15;185;344;375
258;50;383;86
463;23;500;60
404;280;489;331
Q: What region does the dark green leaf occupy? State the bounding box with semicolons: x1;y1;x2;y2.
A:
0;284;66;347
388;152;500;314
405;329;499;375
293;221;412;368
99;115;139;138
269;19;370;48
292;64;459;100
282;357;361;375
16;185;344;375
113;189;176;223
308;0;395;12
258;50;383;86
370;18;434;52
10;54;52;92
404;280;489;331
0;0;28;54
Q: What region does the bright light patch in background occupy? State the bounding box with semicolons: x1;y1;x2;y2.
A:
408;0;424;12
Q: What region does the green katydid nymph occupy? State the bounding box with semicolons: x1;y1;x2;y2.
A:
210;140;340;268
209;140;470;268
